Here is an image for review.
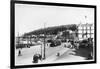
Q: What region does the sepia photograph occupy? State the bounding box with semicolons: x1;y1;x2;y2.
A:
11;0;96;68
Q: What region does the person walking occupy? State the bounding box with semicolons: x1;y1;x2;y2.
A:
18;49;21;56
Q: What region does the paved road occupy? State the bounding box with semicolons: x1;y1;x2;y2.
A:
15;44;65;65
15;43;93;66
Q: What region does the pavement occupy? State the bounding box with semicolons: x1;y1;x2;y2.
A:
15;43;94;66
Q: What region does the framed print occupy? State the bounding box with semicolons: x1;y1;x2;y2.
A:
10;0;97;69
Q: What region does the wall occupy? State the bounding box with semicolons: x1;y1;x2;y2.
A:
0;0;99;69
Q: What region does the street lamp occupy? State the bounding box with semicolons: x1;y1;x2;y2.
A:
43;23;46;60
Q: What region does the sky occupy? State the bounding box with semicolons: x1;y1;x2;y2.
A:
15;3;94;36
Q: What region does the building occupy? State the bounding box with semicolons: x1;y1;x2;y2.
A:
78;23;94;40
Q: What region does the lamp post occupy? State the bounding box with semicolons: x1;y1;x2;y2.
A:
43;23;46;60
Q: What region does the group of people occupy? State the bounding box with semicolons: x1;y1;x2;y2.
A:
63;38;93;60
75;38;93;60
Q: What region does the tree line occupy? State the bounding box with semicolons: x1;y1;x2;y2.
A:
24;24;78;36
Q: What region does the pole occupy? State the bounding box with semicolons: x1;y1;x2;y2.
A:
18;32;21;49
85;16;88;38
90;26;91;38
43;23;46;59
41;43;42;59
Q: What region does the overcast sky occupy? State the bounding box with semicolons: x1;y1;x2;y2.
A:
15;3;94;36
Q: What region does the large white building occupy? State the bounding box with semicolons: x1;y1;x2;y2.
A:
78;23;94;40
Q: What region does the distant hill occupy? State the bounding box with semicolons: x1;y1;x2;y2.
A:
23;24;78;36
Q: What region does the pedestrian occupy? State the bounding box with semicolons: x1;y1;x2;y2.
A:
87;42;93;60
18;49;21;56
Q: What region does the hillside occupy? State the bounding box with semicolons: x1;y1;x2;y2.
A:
23;24;78;36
